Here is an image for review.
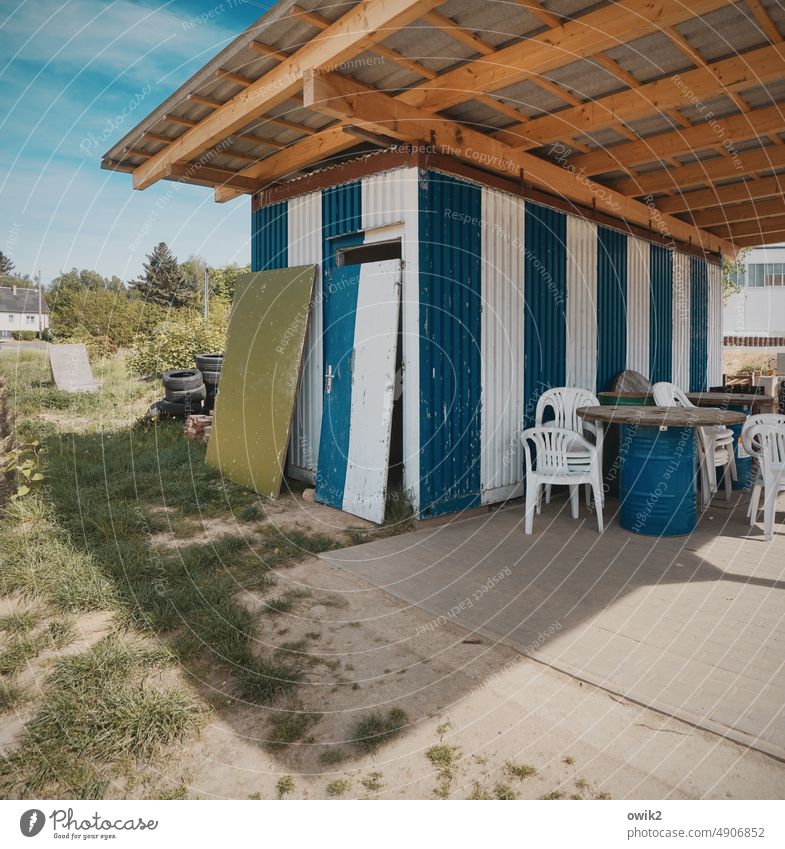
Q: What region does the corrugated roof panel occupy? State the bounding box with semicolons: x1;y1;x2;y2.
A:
541;0;611;21
491;79;567;117
762;0;785;35
442;99;516;130
544;58;625;101
676;95;739;124
739;81;785;108
442;0;546;45
605;32;691;83
381;19;476;74
675;2;769;63
624;113;682;139
341;48;424;90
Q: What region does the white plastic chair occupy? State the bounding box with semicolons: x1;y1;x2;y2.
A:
652;381;737;510
535;387;604;507
741;416;785;541
521;427;604;535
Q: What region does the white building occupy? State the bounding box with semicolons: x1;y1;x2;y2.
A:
723;245;785;339
0;284;50;338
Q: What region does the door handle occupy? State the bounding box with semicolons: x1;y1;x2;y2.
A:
325;364;333;394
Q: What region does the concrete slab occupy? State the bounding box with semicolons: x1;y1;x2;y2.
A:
319;492;785;761
48;343;99;392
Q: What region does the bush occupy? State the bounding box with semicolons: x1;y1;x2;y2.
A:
11;331;37;341
128;305;228;376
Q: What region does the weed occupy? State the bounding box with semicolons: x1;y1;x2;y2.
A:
276;775;294;799
265;710;322;749
356;772;381;795
540;790;565;800
426;744;461;799
469;782;492;800
350;707;408;754
319;748;346;765
265;588;311;614
0;609;41;636
0;677;27;712
326;778;350;798
436;720;453;740
494;782;518;800
505;761;537;780
563;755;575;766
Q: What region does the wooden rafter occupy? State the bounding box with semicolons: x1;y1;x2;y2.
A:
302;70;733;254
612;145;785;196
397;0;728;112
516;0;561;29
657;174;785;214
690;196;785;228
166;163;261;192
494;42;785;150
746;0;782;43
421;9;495;55
708;213;785;239
131;0;446;189
162;113;285;150
569;102;785;177
249;41;289;62
732;229;785;247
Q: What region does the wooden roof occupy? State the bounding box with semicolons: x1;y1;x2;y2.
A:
102;0;785;256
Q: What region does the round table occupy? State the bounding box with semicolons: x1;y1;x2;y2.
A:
577;405;747;536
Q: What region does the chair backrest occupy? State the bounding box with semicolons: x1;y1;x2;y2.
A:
741;422;785;470
535;387;599;434
521;427;595;474
652;381;693;408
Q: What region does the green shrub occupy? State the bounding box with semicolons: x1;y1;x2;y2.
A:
11;331;37;341
128;305;228;376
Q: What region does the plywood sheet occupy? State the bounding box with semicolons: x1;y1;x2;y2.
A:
48;343;99;393
206;265;316;497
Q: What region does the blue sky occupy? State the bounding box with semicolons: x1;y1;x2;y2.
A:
0;0;274;284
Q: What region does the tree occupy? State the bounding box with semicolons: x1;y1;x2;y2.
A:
130;242;190;308
722;248;750;302
210;262;250;302
49;268;126;295
0;251;15;276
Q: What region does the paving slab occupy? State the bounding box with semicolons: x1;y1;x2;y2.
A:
320;492;785;760
48;343;99;392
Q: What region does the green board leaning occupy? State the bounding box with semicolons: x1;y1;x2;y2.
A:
205;265;317;497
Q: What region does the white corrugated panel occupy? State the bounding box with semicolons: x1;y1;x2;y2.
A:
287;191;322;483
362;168;411;231
480;187;525;504
707;260;723;387
626;235;650;378
566;215;598;392
672;251;691;390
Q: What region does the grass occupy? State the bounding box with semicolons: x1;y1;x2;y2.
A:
276;775;294;799
0;636;208;797
505;761;537;780
319;748;346;765
0;677;27;712
493;782;518;800
425;743;462;799
360;770;383;792
326;778;350;797
349;706;408;754
0;350;350;797
265;709;322;749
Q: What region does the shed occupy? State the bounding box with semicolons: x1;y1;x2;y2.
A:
101;0;785;521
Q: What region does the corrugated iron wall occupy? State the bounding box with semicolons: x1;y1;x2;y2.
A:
524;202;567;429
626;236;650;378
689;256;709;392
566;216;598;392
707;261;723;387
596;226;628;393
362;169;411;230
287;191;322;481
672;251;692;390
480;186;525;504
251;201;288;271
418;171;482;516
649;244;673;384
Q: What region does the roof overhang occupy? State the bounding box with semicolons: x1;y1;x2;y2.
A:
102;0;785;257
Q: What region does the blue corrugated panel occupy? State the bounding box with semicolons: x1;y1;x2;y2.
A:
524;202;567;427
596;226;628;392
251;201;288;271
649;243;673;383
418;171;482;517
322;181;361;241
689;256;709;392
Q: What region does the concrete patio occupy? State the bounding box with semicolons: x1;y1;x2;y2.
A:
320;491;785;761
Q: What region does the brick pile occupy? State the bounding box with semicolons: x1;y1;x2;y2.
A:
184;413;213;445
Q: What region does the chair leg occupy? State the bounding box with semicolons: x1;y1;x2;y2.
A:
525;482;538;535
723;448;733;502
763;486;776;542
584;482;592;508
749;485;762;527
699;456;711;511
727;447;738;481
545;484;552;505
569;485;579;519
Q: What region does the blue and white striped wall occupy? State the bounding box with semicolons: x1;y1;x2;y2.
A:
252;165;722;518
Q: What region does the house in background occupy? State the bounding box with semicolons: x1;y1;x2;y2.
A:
724;244;785;342
0;283;49;338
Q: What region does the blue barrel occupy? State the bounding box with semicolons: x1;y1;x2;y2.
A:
620;424;698;536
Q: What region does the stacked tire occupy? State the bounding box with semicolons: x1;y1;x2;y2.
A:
196;353;223;412
159;369;206;418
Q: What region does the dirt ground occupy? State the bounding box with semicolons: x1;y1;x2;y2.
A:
138;497;785;801
722;345;784;377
